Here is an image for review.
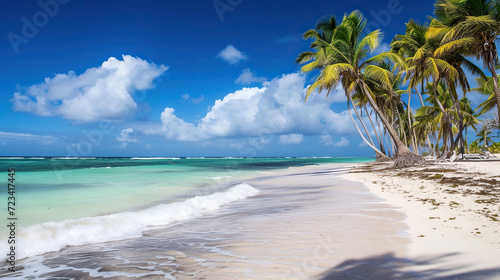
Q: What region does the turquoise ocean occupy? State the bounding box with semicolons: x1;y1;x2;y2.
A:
0;157;372;278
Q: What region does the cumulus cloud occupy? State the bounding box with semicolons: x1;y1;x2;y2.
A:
334;137;350;147
217;45;248;64
320;84;347;103
279;134;304;145
116;128;140;148
320;133;349;147
320;132;334;146
358;141;369;148
181;94;205;104
0;131;58;145
11;55;167;122
235;68;267;85
146;73;356;142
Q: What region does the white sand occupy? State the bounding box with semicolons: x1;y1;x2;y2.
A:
344;160;500;279
156;163;413;279
15;161;500;279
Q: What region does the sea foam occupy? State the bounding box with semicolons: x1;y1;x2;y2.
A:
10;183;259;260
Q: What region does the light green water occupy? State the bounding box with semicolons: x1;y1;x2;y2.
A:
0;157;373;231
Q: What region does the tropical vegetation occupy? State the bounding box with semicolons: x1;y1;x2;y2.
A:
297;0;500;166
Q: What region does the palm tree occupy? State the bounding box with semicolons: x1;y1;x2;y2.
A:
413;82;457;156
353;61;408;155
489;142;500;153
474;75;500;116
391;16;468;156
469;140;482;153
476;127;494;149
459;97;479;150
429;0;500;123
391;20;429;106
296;15;338;73
297;10;425;167
391;20;436;154
424;16;489;156
296;14;387;159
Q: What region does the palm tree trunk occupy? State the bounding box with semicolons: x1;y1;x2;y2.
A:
426;134;434;156
366;107;385;154
413;131;420;155
449;88;465;155
407;89;415;152
346;99;388;159
359;81;412;156
487;53;500;125
431;80;455;155
389;134;396;157
418;78;425;106
379;120;391;157
482;131;486;150
464;126;469;153
417;80;434;155
351;102;377;148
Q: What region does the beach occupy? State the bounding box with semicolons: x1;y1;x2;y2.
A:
1;158;499;279
344;159;500;279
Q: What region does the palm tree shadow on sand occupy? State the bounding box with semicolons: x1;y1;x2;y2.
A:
318;253;500;280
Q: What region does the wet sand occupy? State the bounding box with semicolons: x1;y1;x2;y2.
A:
4;163;413;279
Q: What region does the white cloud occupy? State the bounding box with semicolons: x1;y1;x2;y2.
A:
279;134;304;145
11;55;167;122
146;73;356;141
333;137;350;147
316;84;347;103
320;132;334;145
358;141;368;148
0;131;58;145
320;133;349;147
181;94;205;104
235;68;267;84
217;44;248;64
116;128;140;148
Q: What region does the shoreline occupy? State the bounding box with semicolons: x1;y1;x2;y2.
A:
344;160;500;279
5;160;500;279
7;162;409;279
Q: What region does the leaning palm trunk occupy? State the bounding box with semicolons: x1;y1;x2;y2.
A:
366;107;385;154
349;98;377;149
426;134;434;156
407;89;416;153
346;93;389;159
379;120;392;157
413;130;420;155
346;99;388;159
389;133;397;157
358;81;425;167
486;51;500;125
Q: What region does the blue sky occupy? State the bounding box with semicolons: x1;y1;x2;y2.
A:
0;0;478;157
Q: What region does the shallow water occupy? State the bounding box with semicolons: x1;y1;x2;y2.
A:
0;158;377;278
